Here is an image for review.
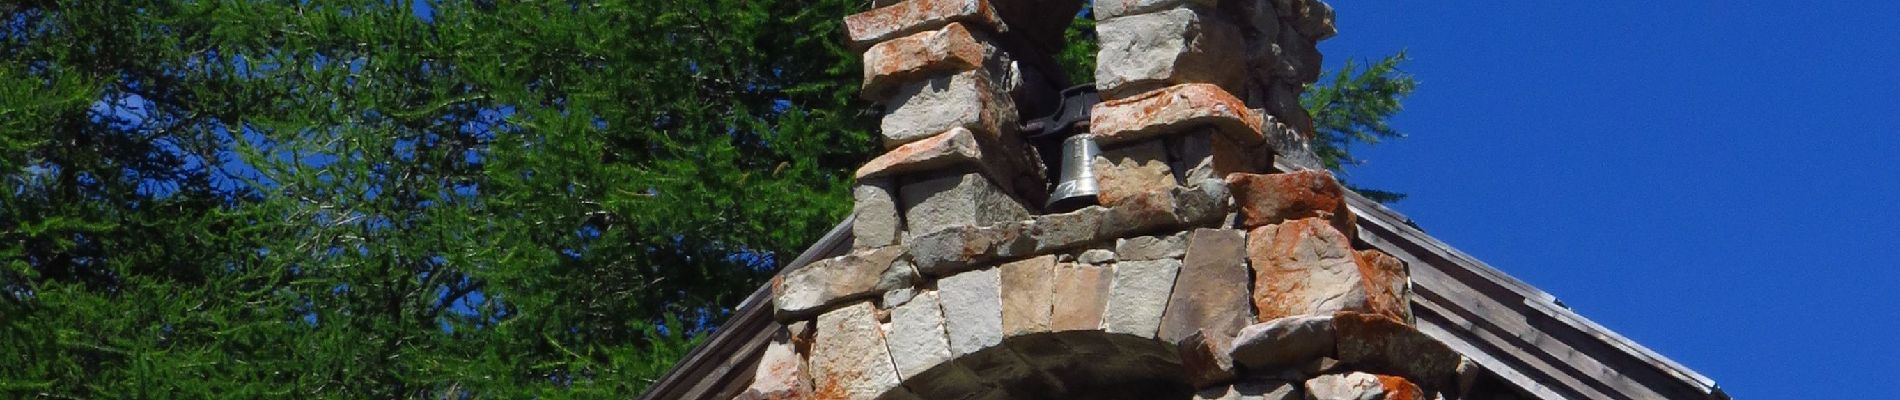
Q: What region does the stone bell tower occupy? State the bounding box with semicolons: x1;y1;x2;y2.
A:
739;0;1471;399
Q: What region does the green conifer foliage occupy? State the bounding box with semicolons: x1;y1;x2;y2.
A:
0;1;1411;397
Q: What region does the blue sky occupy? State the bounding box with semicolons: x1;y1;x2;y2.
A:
1315;2;1899;398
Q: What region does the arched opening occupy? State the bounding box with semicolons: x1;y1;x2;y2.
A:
897;331;1194;400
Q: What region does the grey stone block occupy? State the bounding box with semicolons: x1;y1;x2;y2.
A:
908;221;1034;277
1078;248;1118;265
880;69;1017;148
854;179;904;249
900;172;1030;237
938;267;1004;356
1116;231;1190;262
886;290;954;380
1229;315;1335;371
1094;0;1218;20
1095;7;1245;98
1031;206;1108;253
773;246;907;320
1102;258;1182;338
1158;229;1253;344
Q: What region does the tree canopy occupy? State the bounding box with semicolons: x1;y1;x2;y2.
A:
1;1;1411;398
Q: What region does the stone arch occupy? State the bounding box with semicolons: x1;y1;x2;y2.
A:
757;209;1468;400
896;330;1195;400
741;0;1469;398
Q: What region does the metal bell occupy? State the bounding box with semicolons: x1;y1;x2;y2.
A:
1046;134;1101;212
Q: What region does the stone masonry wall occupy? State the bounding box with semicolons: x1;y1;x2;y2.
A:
737;0;1472;399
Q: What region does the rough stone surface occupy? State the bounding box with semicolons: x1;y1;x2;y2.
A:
1098;188;1175;238
1167;129;1266;185
1117;231;1190;262
1333;312;1462;388
857;127;984;180
774;246;907;320
937;267;1004;356
1092;0;1217;20
1095;179;1229;239
1304;372;1385;400
1103;258;1183;338
853;179;904;249
1158;229;1252;344
1235;0;1281;43
999;255;1057;337
1246;39;1297;83
900;172;1029;237
880;70;1017;148
1196;380;1303;400
1092;83;1264;147
905;182;1227;277
1093;140;1178;208
856;126;1043;199
1229;315;1335;371
1079;248;1118;265
1273;0;1337;40
1375;375;1425;400
1050;262;1113;332
1173;178;1231;227
809;303;903;400
1178;330;1237;388
909;224;997;276
845;0;1007;48
1354;249;1411;323
1096;7;1245;99
882;286;918;308
1248;218;1371;322
739;327;813;400
1225;170;1354;236
1258;114;1323;170
885;290;953;380
1282;25;1322;85
1030;206;1107;253
1170;130;1218;184
984;220;1041;260
1265;78;1317;136
861;23;990;99
878;259;920;292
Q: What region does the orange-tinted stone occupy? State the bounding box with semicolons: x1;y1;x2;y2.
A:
861;23;990;100
856;127;985;180
736;326;814;400
1355;249;1411;323
844;0;1006;49
1050;262;1111;331
1090;83;1263;147
1377;375;1425;400
1225;170;1354;236
1091;140;1177;208
1248;218;1370;322
1000;255;1058;337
